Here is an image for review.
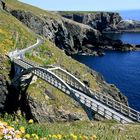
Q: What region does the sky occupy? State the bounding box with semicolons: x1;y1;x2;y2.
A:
19;0;140;11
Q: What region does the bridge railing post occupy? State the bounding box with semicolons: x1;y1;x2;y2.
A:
120;104;123;113
120;118;124;124
97;105;99;112
104;109;106;118
90;100;93;109
112;101;115;109
112;113;115;120
137;112;140;122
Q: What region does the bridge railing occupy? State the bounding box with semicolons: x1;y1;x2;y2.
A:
13;59;72;95
13;58;140;123
90;89;140;122
50;68;89;93
73;89;133;123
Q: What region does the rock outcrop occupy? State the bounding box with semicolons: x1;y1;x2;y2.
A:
27;95;85;123
6;9;102;55
3;5;134;55
61;18;102;54
0;0;5;10
117;20;140;31
59;12;122;32
0;75;8;113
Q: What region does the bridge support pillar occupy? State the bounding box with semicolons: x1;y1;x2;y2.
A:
10;62;23;79
83;105;95;120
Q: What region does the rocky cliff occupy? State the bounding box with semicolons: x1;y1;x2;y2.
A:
0;0;129;123
3;1;135;56
117;20;140;32
59;11;122;32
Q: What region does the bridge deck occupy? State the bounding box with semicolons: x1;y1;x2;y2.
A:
13;58;140;123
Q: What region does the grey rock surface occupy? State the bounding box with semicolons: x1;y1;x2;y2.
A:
59;12;122;32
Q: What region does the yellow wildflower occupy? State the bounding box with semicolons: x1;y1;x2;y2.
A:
82;135;88;140
57;134;62;139
92;135;97;139
15;134;21;139
28;119;33;124
2;122;7;126
31;133;39;139
52;134;57;139
0;126;3;129
24;134;30;139
70;134;77;140
19;126;25;134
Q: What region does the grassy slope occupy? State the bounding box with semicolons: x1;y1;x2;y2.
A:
5;0;59;19
0;1;140;139
58;11;118;15
0;9;88;114
2;114;140;140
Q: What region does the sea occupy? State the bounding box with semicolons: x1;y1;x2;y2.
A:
73;10;140;111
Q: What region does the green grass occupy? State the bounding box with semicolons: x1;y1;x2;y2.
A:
1;114;140;140
58;11;118;15
5;0;60;19
58;11;98;14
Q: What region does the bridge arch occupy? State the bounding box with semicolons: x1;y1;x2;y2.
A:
12;66;73;95
48;66;91;94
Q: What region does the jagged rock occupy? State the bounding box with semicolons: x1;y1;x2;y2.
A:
0;75;8;113
117;20;140;31
4;6;133;55
59;12;122;32
62;18;101;54
0;0;5;10
27;96;85;123
6;9;102;55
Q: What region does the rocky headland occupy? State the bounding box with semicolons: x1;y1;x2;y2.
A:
0;0;134;123
59;11;121;32
117;19;140;32
2;4;136;56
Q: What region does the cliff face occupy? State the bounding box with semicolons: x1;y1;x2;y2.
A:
117;20;140;31
0;75;8;113
5;8;134;55
59;12;122;32
6;8;104;55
